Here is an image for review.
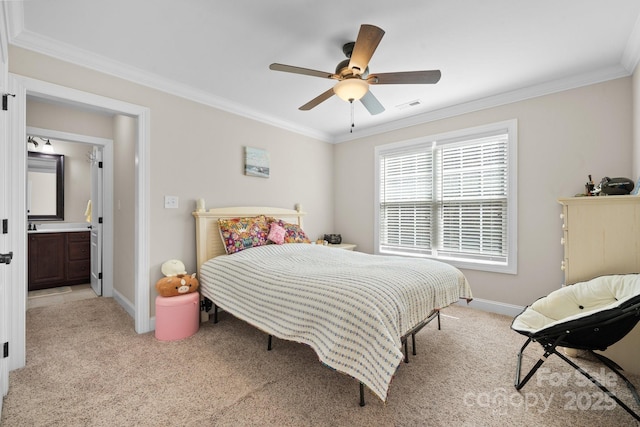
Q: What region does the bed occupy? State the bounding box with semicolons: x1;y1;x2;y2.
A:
193;206;472;405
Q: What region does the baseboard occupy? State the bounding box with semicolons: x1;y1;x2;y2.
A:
112;289;135;318
462;298;525;317
112;289;157;332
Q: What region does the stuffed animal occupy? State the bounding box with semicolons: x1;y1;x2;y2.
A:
155;259;199;297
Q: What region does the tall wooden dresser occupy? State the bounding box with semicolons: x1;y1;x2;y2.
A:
559;196;640;374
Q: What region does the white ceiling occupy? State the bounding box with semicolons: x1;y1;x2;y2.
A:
7;1;640;143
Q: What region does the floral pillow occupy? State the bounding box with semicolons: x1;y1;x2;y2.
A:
218;215;270;254
276;220;311;244
267;222;286;245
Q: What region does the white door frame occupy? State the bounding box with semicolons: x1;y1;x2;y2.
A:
27;126;113;298
7;74;151;371
0;0;10;408
90;145;104;297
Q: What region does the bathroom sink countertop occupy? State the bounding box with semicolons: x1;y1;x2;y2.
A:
28;228;91;234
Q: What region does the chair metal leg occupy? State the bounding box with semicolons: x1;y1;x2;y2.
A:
515;352;549;390
516;336;640;422
514;337;534;388
554;350;640;422
590;351;640;406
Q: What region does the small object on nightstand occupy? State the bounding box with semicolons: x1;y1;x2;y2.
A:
324;234;342;244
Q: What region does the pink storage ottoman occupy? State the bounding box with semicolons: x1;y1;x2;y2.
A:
155;292;199;341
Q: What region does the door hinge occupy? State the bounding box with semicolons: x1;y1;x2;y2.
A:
98;217;103;224
98;272;102;280
2;218;7;234
98;161;103;169
0;252;12;265
2;94;16;111
3;342;8;358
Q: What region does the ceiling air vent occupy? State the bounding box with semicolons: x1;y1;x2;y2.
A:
396;100;422;110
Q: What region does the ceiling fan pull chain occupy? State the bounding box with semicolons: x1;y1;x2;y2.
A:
350;99;355;133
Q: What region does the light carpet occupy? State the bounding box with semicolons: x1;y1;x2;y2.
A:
2;297;639;426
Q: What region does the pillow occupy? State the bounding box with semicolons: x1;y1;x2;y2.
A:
218;215;270;254
267;222;286;245
276;220;311;244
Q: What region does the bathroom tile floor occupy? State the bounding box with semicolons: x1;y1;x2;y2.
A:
27;283;98;309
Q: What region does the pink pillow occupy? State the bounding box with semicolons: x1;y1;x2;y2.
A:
268;222;286;245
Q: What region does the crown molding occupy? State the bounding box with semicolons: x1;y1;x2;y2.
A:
334;64;631;143
6;1;636;145
6;3;333;143
622;12;640;73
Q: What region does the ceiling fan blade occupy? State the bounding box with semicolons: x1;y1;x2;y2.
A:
360;91;385;115
368;70;442;85
348;24;385;75
269;63;337;79
299;88;335;111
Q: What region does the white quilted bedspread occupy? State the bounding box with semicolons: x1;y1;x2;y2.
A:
199;243;472;401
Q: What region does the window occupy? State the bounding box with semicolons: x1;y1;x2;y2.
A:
375;120;517;274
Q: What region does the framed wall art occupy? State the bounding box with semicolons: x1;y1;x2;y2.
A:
244;146;270;178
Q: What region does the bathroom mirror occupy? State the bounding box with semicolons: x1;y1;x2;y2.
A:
27;152;64;221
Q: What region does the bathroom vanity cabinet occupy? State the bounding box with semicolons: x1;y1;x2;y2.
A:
28;231;91;291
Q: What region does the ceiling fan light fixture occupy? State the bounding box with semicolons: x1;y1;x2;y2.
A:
333;78;369;102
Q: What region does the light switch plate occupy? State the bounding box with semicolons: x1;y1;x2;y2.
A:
164;195;179;209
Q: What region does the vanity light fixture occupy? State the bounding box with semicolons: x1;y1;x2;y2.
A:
27;136;54;153
42;140;55;153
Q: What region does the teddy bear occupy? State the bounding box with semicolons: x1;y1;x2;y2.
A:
155;259;199;297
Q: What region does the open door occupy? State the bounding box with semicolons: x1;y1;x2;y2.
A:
0;2;11;410
90;146;103;296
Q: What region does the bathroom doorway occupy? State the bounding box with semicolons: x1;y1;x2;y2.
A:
26;125;114;308
7;73;151;375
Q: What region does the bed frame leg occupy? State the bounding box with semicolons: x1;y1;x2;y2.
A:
437;310;441;330
267;335;273;351
403;339;409;363
411;333;417;356
359;382;365;407
213;303;218;324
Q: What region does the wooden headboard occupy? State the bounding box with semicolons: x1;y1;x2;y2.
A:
192;205;306;274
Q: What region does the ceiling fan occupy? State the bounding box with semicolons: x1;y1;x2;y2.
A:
269;24;441;116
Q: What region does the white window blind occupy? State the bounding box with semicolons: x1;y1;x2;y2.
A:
375;121;517;274
379;147;433;255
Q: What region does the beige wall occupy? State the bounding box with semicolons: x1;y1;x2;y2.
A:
334;77;633;307
113;115;136;303
14;44;636;314
633;68;640;180
10;46;334;316
26;98;113;139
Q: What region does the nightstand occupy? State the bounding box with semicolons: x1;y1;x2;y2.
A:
326;243;357;251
